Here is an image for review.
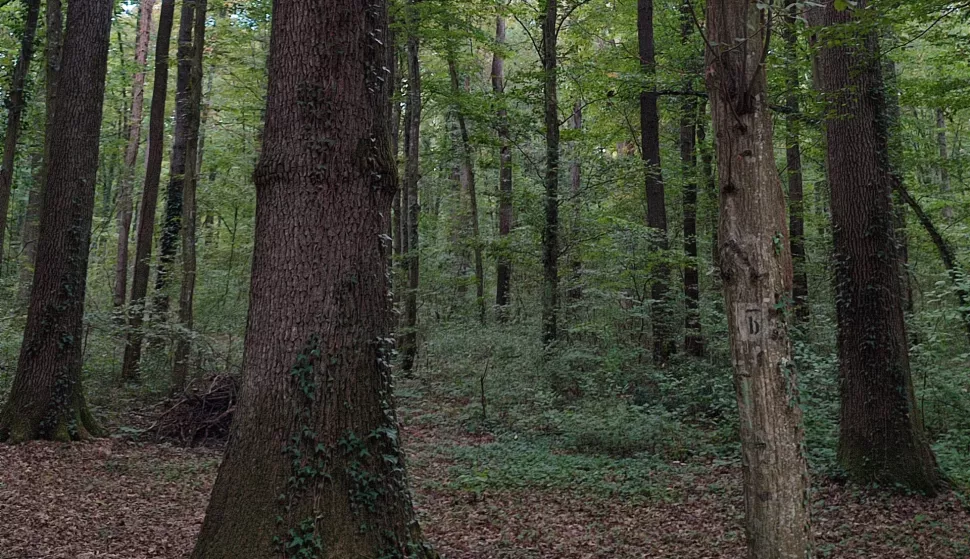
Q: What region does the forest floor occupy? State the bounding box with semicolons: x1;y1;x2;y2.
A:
1;378;969;558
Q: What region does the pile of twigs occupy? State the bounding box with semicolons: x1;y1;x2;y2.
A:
148;374;238;447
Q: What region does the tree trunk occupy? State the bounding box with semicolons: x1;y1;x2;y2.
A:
154;0;199;318
0;0;41;273
782;0;809;323
705;0;814;554
0;0;113;443
113;0;155;309
936;108;953;220
541;0;560;346
568;99;583;301
447;58;485;323
814;0;942;493
400;0;422;373
189;1;437;556
121;0;176;383
680;3;703;356
172;0;208;395
493;14;513;316
638;0;673;365
696;116;719;277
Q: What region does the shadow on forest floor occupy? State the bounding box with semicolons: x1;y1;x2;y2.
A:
0;377;968;558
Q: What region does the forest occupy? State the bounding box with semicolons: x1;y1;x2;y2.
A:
0;0;969;557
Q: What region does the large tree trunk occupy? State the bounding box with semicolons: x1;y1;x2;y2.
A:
705;0;814;555
447;59;486;323
154;0;199;317
540;0;560;346
783;0;809;323
19;0;62;301
637;0;673;365
172;0;208;395
0;0;41;273
189;1;437;556
493;15;513;316
121;0;176;384
815;0;942;493
113;0;155;309
400;0;422;373
0;0;113;443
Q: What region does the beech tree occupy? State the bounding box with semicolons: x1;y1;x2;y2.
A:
0;0;114;442
814;0;942;493
191;0;437;556
705;0;813;554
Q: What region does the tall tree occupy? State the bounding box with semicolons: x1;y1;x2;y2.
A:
173;0;209;395
155;0;200;316
20;0;63;300
784;0;809;322
447;58;486;323
492;14;513;316
400;0;422;372
815;0;942;493
540;0;560;345
190;0;437;555
0;0;41;273
568;99;583;301
637;0;673;365
705;0;814;554
936;108;953;220
680;2;703;356
113;0;156;309
0;0;114;442
121;0;176;383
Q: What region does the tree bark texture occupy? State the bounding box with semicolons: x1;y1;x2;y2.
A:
815;0;942;493
680;3;703;356
190;1;437;556
0;0;41;273
783;0;809;322
705;0;814;555
400;0;422;373
113;0;155;309
0;0;114;443
492;15;513;314
121;0;175;383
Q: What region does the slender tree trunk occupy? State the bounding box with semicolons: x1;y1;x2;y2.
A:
190;1;437;555
568;99;583;301
936;108;953;220
447;59;485;323
400;0;422;373
113;0;155;309
680;3;703;356
155;0;199;318
814;0;942;493
20;0;62;301
0;0;41;273
172;0;208;395
0;0;113;443
705;0;813;554
782;0;809;323
638;0;673;365
697;116;719;277
541;0;560;346
121;0;176;383
493;15;513;316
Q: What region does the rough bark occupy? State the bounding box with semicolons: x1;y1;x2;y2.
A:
815;0;942;493
447;58;485;323
541;0;560;346
113;0;155;309
0;0;113;443
189;1;437;556
121;0;176;383
493;15;513;315
705;0;814;555
0;0;41;273
400;0;422;373
154;0;199;317
783;0;809;323
173;0;208;395
638;0;673;365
